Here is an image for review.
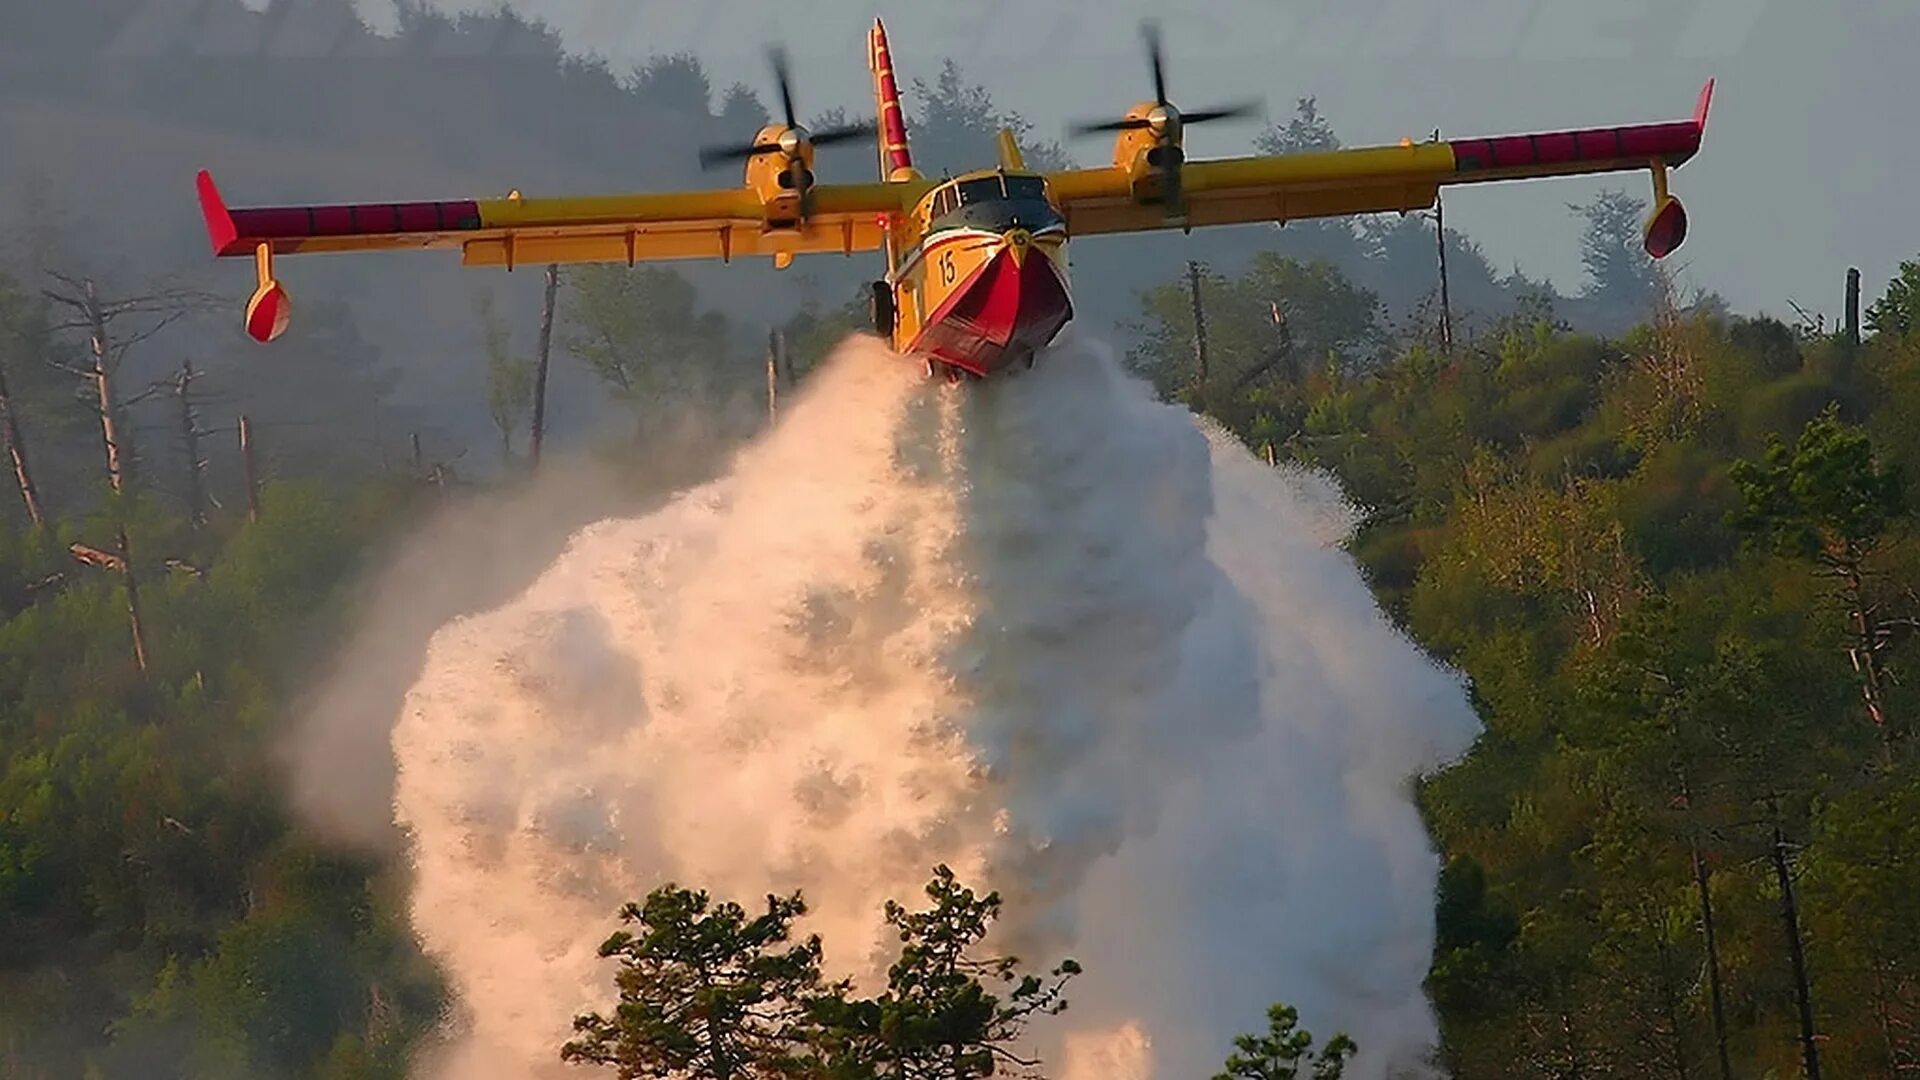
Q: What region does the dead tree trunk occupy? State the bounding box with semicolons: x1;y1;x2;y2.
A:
530;264;558;468
1436;188;1455;353
766;328;781;423
1846;267;1862;349
1673;766;1735;1080
238;415;259;523
1692;837;1735;1080
0;355;45;526
174;360;207;528
116;525;148;673
84;281;129;494
1769;813;1823;1080
1187;261;1210;390
43;274;209;498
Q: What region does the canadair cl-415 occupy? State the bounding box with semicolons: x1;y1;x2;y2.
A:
196;20;1713;382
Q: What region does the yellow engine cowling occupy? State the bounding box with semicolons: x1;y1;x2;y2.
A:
1110;104;1182;206
742;125;816;228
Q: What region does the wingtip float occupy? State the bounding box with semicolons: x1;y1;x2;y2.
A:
196;23;1715;374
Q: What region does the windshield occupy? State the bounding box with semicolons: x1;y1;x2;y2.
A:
958;177;1004;205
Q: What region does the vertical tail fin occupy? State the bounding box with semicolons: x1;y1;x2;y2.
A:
868;19;914;181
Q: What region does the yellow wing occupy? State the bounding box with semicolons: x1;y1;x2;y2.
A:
197;171;915;270
1046;82;1712;239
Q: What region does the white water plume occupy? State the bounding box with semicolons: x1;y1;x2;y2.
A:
389;334;1480;1079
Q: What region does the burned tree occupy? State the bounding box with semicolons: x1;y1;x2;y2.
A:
41;273;209;495
0;350;44;527
531;264;559;467
173;359;210;528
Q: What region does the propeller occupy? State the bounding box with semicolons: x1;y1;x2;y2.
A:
697;47;877;218
1067;22;1261;218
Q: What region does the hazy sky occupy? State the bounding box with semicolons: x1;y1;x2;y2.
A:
328;1;1914;319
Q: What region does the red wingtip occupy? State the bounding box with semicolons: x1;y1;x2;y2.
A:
1694;78;1715;131
196;170;241;257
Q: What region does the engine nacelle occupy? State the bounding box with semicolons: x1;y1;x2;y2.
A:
743;125;817;228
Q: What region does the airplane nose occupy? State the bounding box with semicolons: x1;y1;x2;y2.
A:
1004;228;1033;267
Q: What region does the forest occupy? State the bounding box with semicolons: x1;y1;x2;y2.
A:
3;2;1918;1078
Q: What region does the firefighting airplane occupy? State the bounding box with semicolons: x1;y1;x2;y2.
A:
196;20;1713;382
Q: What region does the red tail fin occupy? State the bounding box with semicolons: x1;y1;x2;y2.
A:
869;19;913;180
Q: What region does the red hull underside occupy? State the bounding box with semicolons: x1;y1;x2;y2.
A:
913;246;1073;378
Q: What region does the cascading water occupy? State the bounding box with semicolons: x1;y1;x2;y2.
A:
389;334;1480;1079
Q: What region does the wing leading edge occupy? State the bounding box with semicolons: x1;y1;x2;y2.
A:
1046;80;1714;241
196;171;916;269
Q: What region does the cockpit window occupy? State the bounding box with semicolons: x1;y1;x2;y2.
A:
1005;176;1046;201
958;177;1004;205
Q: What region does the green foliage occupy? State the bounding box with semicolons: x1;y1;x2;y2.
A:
908;60;1070;175
1158;246;1920;1078
563;888;827;1080
562;265;736;434
1213;1002;1355;1080
813;865;1080;1080
1867;258;1920;339
1571;189;1658;312
565;868;1078;1080
1255;98;1341;156
1732;403;1907;563
0;479;445;1078
629;52;713;116
478;290;536;465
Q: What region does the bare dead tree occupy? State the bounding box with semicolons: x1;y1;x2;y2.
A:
1227;300;1298;395
1767;804;1823;1080
1435;195;1455;353
41;273;211;495
68;528;148;672
0;353;44;526
1186;260;1210;388
1846;267;1863;349
173;359;209;528
239;414;260;523
766;328;781;423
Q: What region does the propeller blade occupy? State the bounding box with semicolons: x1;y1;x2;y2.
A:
1144;21;1168;106
810;121;879;147
1182;101;1263;126
699;142;782;169
1164;161;1184;222
769;47;798;129
1068;117;1153;138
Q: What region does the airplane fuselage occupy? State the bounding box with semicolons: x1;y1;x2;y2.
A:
888;170;1073;379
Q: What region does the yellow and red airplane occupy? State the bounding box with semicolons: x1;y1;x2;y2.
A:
197;20;1712;382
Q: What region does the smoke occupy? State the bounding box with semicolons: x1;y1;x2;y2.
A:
371;334;1478;1079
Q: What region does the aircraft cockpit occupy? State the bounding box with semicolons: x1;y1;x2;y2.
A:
925;173;1063;235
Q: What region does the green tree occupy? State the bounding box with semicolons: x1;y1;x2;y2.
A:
1254;98;1341;155
562;888;828;1080
909;60;1069;175
1213;1002;1355;1080
562;265;735;437
1866;258;1920;339
1732;404;1911;735
478;290;535;466
1572;190;1659;314
630;52;713;117
813;866;1079;1080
